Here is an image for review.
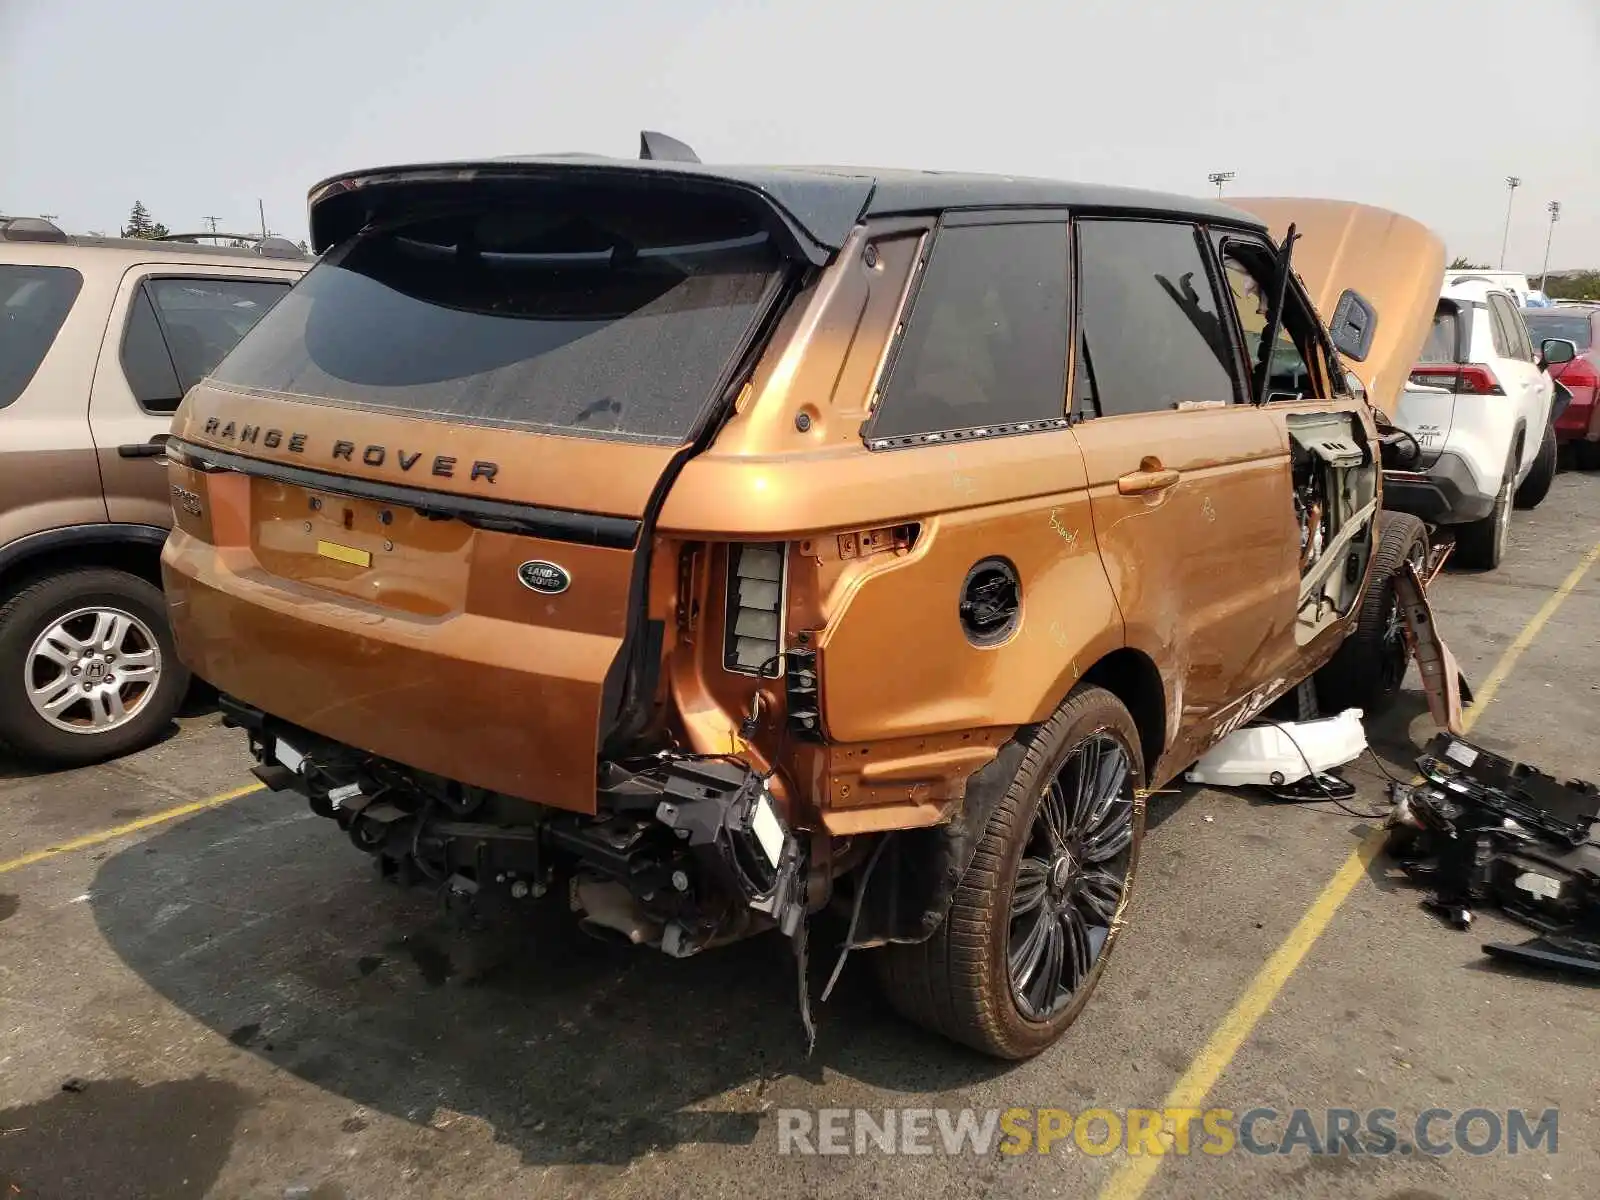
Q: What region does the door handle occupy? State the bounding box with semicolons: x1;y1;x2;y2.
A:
1117;462;1181;495
117;434;171;459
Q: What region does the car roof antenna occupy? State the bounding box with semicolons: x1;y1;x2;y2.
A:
638;131;701;163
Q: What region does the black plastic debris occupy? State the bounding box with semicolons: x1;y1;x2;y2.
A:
1484;931;1600;977
1416;734;1600;845
1384;734;1600;975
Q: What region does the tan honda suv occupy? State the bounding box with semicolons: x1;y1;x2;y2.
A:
160;143;1443;1057
0;218;307;765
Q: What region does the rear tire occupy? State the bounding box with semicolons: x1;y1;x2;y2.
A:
875;685;1145;1059
0;568;189;767
1454;449;1514;570
1573;440;1600;471
1314;512;1429;716
1513;422;1556;509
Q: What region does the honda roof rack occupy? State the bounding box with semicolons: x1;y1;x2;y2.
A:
0;216;69;243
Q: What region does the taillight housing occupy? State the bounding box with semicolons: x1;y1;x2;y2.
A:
1408;364;1505;395
724;542;786;677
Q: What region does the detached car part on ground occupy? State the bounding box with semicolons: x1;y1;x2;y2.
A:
1386;734;1600;976
161;142;1443;1059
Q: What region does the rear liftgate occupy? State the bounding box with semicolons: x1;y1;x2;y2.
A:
193;155;836;1039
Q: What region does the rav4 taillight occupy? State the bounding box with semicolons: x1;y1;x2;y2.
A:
1553;357;1600;390
1408;364;1505;395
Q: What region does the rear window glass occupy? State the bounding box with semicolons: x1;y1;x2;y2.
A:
212;193;785;445
1418;308;1460;363
868;221;1070;439
1522;311;1592;350
0;265;83;408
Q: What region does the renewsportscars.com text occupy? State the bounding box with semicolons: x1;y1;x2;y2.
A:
776;1106;1559;1158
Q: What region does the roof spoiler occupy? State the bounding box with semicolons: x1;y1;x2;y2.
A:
306;161;850;266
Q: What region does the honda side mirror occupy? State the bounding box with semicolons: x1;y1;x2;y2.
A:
1329;289;1378;362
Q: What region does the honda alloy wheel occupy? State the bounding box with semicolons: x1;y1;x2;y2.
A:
876;685;1146;1059
0;568;189;766
26;606;162;735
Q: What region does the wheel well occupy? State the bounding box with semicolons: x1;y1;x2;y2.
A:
1080;648;1166;778
0;538;165;599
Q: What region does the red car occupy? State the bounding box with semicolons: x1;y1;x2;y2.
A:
1523;304;1600;468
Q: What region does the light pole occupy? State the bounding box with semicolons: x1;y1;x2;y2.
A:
1208;171;1236;198
1499;176;1521;270
1538;201;1561;294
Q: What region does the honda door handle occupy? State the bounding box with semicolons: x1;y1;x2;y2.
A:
117;434;170;459
1117;465;1181;495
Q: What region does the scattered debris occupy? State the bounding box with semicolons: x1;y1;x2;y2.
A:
1385;733;1600;975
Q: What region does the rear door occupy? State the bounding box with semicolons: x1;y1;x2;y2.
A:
1068;218;1295;766
163;187;793;810
90;267;297;525
1486;292;1553;472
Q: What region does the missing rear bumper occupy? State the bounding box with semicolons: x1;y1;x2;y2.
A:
225;694;808;960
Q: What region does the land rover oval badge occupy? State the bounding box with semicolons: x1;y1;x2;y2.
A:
518;560;570;595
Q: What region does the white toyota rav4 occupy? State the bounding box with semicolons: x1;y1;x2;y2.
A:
1383;278;1566;569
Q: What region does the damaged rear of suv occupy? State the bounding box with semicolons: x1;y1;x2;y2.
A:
163;143;1441;1058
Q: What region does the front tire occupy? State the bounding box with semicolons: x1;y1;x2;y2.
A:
1314;512;1429;715
1514;422;1556;509
0;568;189;767
876;685;1145;1059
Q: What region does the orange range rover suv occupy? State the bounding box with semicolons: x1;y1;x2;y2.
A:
160;138;1443;1058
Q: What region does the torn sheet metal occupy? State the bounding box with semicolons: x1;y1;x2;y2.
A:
1395;560;1468;735
1186;707;1366;789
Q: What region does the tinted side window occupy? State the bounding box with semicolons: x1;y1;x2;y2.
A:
148;277;290;391
868;221;1069;440
121;287;184;412
1491;294;1532;362
0;265;83;409
1484;299;1514;359
1076;220;1236;416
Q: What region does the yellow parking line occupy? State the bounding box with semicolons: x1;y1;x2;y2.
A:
1099;537;1600;1200
0;782;264;876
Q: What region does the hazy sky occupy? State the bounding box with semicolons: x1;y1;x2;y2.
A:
5;0;1597;270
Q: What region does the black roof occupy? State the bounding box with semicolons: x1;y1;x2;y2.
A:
307;156;1266;261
